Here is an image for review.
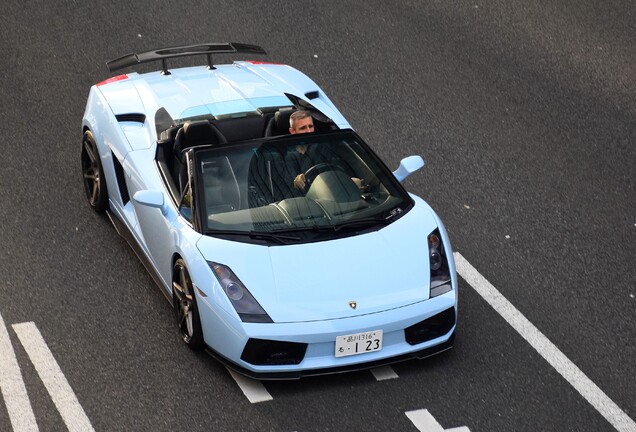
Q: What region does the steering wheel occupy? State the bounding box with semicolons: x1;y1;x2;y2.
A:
303;163;343;186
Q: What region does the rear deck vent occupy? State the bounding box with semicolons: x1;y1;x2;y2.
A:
116;113;146;124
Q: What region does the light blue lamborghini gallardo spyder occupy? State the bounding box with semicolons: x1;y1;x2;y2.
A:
81;42;457;379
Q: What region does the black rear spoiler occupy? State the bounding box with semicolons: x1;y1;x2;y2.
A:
106;42;267;74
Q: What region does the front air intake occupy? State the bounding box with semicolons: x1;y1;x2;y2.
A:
241;338;307;365
404;308;456;345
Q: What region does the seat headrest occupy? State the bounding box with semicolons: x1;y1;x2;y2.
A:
158;125;179;144
183;120;223;146
274;108;295;131
173;120;227;157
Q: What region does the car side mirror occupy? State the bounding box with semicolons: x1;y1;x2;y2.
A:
133;190;168;215
392;155;425;182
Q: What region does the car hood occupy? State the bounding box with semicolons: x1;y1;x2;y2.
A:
197;204;438;323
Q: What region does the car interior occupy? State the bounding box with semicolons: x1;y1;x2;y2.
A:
155;104;339;206
153;104;404;239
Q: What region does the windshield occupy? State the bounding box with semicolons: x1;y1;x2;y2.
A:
193;130;413;243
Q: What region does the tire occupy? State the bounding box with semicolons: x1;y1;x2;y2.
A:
81;130;109;212
173;259;204;350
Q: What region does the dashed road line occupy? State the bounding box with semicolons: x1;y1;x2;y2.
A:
229;365;399;404
13;322;95;432
0;314;38;432
227;368;273;403
4;251;628;432
454;252;636;432
406;409;470;432
371;366;399;381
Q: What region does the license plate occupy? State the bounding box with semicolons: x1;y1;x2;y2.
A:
335;330;383;358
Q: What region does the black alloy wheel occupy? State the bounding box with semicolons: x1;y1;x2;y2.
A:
173;259;204;350
81;130;109;212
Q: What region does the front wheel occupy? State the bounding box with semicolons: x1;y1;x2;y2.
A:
173;259;204;350
81;130;109;212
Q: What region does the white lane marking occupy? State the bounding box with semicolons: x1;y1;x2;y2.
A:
454;252;636;432
227;369;273;403
12;322;95;432
406;409;444;432
370;366;399;381
0;314;39;432
406;409;471;432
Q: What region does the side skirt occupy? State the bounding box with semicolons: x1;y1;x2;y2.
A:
106;209;174;307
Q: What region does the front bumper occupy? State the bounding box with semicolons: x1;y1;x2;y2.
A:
197;289;456;379
207;329;455;380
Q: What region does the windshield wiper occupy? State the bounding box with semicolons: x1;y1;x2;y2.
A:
267;225;333;237
332;217;391;232
206;229;300;244
269;217;391;236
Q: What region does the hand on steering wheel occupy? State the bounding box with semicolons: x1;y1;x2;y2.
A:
293;173;307;191
301;163;341;189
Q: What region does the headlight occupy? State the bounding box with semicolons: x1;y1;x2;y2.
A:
428;233;443;271
209;262;273;323
428;229;452;298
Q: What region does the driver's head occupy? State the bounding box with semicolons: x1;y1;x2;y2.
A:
289;110;315;134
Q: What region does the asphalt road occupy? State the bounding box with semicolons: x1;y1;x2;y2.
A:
1;1;634;431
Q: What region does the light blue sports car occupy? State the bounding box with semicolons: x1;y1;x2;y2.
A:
81;43;457;378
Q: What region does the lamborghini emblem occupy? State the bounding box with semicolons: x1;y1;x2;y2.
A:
349;301;357;310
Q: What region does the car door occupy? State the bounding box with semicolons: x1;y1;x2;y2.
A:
132;194;181;294
130;156;192;295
